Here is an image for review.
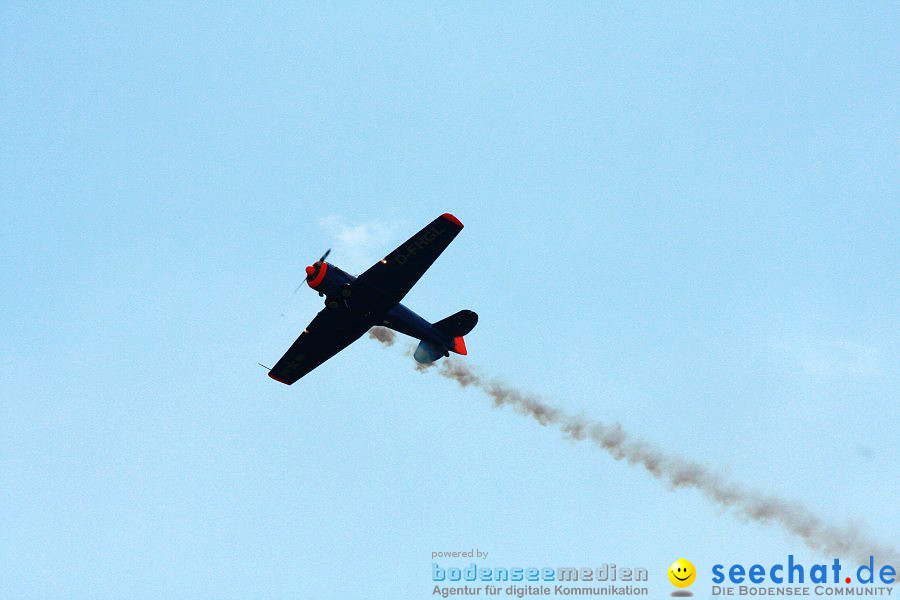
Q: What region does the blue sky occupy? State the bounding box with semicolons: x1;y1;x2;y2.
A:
1;3;897;598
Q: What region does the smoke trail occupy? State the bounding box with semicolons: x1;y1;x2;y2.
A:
368;326;396;346
367;328;897;565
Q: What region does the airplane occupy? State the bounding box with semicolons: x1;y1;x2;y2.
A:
267;213;478;385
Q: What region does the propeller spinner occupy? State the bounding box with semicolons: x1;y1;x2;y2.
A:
305;248;331;281
294;248;332;293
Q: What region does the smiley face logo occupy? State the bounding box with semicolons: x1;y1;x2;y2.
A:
668;558;696;588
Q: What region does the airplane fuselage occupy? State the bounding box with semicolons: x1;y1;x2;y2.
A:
269;213;474;384
307;261;453;353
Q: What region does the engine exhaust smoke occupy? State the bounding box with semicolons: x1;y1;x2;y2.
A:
368;326;396;346
367;327;897;566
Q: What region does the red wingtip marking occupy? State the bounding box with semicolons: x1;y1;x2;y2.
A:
453;336;467;355
268;372;290;385
441;213;463;228
307;261;328;288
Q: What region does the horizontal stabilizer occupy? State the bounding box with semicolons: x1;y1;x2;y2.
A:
433;310;478;338
414;340;444;364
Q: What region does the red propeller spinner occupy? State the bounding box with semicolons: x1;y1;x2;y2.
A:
304;249;330;289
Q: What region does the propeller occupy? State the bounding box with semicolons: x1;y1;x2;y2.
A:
293;248;331;294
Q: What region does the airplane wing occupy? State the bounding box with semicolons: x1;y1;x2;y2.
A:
268;307;370;385
354;213;464;307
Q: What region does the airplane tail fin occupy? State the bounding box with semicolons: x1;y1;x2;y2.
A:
433;310;478;356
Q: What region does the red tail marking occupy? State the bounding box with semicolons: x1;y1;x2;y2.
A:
453;336;467;355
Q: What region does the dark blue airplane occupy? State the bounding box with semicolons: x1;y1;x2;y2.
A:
268;213;478;385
